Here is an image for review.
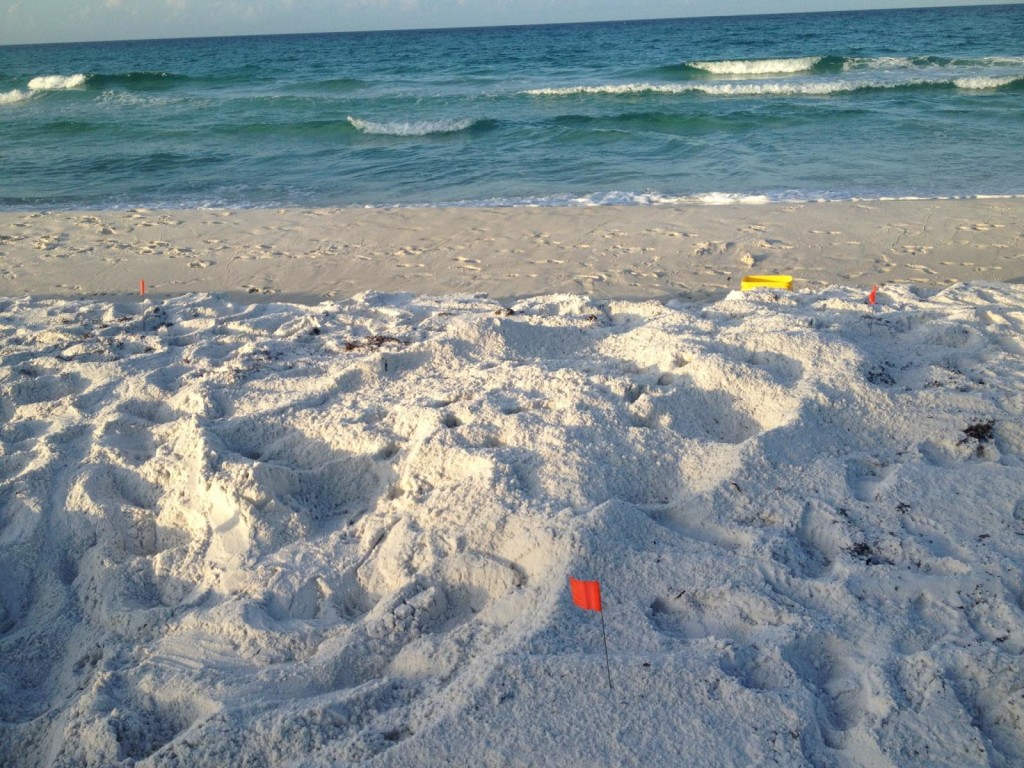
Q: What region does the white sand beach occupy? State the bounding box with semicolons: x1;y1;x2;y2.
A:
2;198;1022;302
2;200;1024;766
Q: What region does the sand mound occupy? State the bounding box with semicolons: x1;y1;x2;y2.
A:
2;283;1024;766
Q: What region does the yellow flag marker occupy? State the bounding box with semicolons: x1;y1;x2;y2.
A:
741;274;793;291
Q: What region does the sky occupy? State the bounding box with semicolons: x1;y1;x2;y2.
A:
0;0;1020;46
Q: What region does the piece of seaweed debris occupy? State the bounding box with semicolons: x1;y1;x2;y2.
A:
344;335;405;352
847;542;892;566
960;419;995;444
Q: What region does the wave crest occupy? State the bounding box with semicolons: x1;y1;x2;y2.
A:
697;80;872;96
845;55;1024;70
526;75;1024;98
689;57;822;75
347;116;479;136
526;81;866;96
954;75;1021;90
527;83;678;96
27;74;88;91
0;89;27;105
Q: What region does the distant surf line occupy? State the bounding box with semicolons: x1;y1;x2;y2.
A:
525;76;1024;97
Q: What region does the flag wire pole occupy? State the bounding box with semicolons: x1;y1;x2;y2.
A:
599;608;612;690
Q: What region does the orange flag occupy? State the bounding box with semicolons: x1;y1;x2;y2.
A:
868;285;878;305
569;577;602;612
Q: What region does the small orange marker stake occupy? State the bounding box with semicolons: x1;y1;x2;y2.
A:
569;577;612;689
140;279;146;297
569;577;603;612
868;285;878;305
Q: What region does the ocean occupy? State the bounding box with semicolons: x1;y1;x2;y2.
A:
1;4;1023;210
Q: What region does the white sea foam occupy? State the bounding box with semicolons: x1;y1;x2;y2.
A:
844;56;918;70
694;192;772;205
348;116;477;136
0;89;27;105
690;57;821;75
97;90;197;108
845;55;1024;70
27;73;88;91
428;190;807;208
693;81;863;96
526;74;1019;97
527;81;874;97
525;83;675;96
953;75;1019;90
401;190;1024;209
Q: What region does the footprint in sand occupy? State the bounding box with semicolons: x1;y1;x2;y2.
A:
845;457;900;503
753;237;793;250
33;234;66;251
648;228;686;238
692;241;735;259
139;240;171;255
649;587;788;644
455;256;482;271
958;222;1005;232
784;634;875;750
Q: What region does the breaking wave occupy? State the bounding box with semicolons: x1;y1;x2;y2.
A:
527;81;862;96
686;54;1024;76
27;74;88;91
0;90;27;105
953;75;1023;90
527;74;1024;97
3;73;89;103
657;54;1024;83
347;116;482;136
843;54;1024;70
688;57;823;75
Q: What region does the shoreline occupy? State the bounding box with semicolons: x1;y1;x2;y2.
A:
1;198;1022;304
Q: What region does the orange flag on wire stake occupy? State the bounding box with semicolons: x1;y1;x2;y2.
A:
569;577;602;612
569;577;612;688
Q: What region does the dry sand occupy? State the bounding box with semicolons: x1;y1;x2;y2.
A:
2;280;1024;766
1;198;1022;303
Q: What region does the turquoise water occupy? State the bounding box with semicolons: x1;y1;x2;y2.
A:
2;4;1023;209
